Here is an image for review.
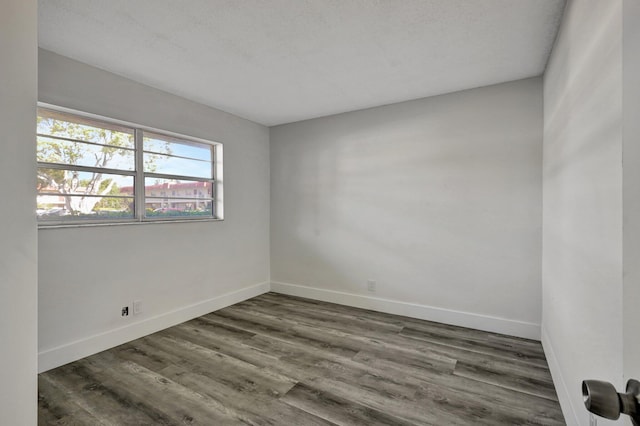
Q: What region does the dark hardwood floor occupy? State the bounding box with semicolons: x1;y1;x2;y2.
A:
38;292;565;425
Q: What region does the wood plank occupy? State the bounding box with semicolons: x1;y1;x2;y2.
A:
233;298;405;333
160;365;335;426
83;354;245;425
413;381;563;426
453;360;558;401
281;383;417;426
146;333;298;397
38;374;110;426
227;299;459;372
258;292;408;327
403;319;545;358
161;321;283;369
400;326;548;367
352;352;564;424
42;364;173;426
203;311;361;358
114;331;334;425
182;316;257;340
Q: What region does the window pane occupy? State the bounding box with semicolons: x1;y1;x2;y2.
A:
37;196;134;221
37;136;135;170
37;168;135;221
144;178;212;198
38;108;135;149
37;168;134;196
143;132;211;161
144;198;213;218
143;153;211;178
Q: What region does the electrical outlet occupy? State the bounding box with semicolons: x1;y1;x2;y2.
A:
133;300;142;315
121;306;129;317
367;279;376;292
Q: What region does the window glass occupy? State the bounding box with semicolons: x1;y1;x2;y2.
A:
37;107;220;225
142;131;214;219
143;178;213;198
38;108;134;149
142;152;211;178
144;199;213;218
143;132;210;160
37;137;135;170
143;132;212;178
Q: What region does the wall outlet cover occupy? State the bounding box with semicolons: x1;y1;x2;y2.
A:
367;279;376;292
133;300;142;315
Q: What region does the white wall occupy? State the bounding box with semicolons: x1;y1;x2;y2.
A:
623;0;640;386
270;78;543;339
0;0;38;423
38;50;270;372
542;1;623;424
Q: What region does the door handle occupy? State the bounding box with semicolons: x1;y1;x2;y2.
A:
582;379;640;425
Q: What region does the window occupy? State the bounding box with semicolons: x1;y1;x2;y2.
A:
37;106;222;225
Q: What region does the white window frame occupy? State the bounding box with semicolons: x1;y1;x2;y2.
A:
37;103;224;227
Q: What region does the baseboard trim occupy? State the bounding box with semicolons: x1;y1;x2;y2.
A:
270;281;541;340
38;281;270;373
541;325;578;425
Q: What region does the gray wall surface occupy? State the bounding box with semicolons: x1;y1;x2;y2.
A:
38;50;270;370
270;78;543;335
542;1;623;424
0;0;38;422
623;0;640;386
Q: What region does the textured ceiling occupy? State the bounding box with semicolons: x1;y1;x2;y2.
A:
38;0;565;126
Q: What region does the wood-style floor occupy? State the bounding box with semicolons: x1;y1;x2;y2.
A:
38;292;565;425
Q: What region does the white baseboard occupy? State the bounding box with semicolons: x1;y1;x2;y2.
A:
541;325;578;426
270;281;541;340
38;281;270;373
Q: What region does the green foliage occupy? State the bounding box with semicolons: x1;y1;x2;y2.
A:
36;112;170;217
37;115;134;167
37;115;134;211
37;110;171;218
93;180;130;211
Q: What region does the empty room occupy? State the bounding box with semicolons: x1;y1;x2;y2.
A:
2;0;640;425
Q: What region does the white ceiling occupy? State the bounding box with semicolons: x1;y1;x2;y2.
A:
38;0;565;126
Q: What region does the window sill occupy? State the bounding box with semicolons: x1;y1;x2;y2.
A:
38;217;224;229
